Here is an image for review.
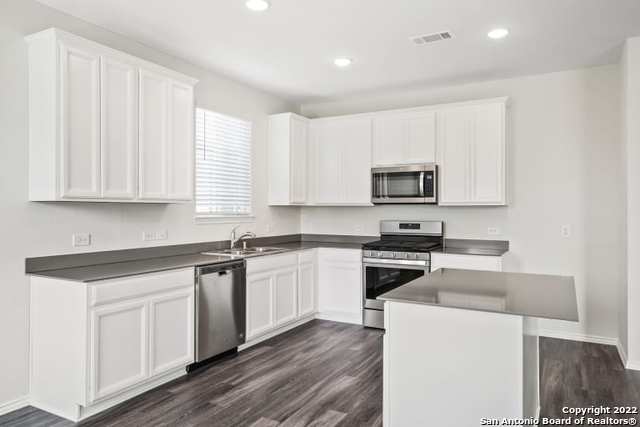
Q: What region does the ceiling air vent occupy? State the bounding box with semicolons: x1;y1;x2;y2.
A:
410;31;453;45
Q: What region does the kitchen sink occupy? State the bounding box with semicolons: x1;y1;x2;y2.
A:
201;247;288;258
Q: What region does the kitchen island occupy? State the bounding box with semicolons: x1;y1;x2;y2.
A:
378;268;578;427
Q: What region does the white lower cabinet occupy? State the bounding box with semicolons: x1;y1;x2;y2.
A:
30;268;194;422
245;251;317;343
148;288;194;376
431;252;503;272
246;272;275;339
89;299;148;402
298;260;315;317
274;267;298;326
316;248;363;324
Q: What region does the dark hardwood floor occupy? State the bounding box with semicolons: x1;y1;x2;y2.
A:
539;337;640;423
1;320;639;426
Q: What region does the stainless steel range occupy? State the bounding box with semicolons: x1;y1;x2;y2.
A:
362;220;444;329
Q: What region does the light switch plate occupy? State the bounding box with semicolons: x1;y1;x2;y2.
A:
72;233;91;247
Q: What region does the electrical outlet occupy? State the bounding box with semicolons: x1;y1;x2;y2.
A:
142;230;168;242
487;227;500;236
266;223;273;233
72;233;91;247
561;225;571;238
354;224;363;233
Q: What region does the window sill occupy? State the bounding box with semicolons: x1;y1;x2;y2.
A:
195;215;256;225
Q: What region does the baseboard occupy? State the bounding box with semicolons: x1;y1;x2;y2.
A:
536;329;618;346
315;310;362;325
239;315;316;351
627;360;640;371
617;340;629;369
0;395;29;416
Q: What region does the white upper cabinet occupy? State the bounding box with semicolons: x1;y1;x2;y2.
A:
372;111;436;166
59;42;101;199
138;69;168;200
437;99;507;206
268;113;309;205
26;28;197;203
100;56;138;199
267;98;506;207
167;81;195;201
308;116;372;205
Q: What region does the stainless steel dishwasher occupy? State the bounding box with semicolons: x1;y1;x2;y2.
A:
195;259;246;363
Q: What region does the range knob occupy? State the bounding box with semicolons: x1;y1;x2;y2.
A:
394;252;407;259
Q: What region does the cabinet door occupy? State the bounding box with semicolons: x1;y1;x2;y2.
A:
167;80;194;201
100;56;137;199
342;118;372;204
406;112;436;164
274;267;298;326
246;272;275;340
373;116;405;166
290;116;308;204
431;253;502;272
471;103;505;204
317;249;362;317
148;288;194;377
311;121;342;204
89;299;148;402
139;69;168;200
59;42;101;198
373;112;435;166
298;262;315;317
437;107;473;204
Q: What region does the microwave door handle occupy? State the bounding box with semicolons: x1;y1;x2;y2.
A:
383;175;388;198
374;174;379;198
419;171;425;197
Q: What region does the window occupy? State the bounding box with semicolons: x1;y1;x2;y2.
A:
195;108;252;217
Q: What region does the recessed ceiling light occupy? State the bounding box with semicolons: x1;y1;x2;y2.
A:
334;57;353;68
488;28;509;40
246;0;270;12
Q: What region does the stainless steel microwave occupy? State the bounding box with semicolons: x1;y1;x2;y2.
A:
371;164;437;204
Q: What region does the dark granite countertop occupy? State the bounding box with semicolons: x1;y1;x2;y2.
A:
27;237;372;283
378;268;578;322
26;235;512;284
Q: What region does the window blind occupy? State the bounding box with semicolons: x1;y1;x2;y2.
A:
195;108;252;216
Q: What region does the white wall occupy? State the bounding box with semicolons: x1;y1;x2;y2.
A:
301;65;625;344
622;37;640;366
0;0;299;408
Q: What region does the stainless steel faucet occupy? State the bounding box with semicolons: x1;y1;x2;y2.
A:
230;225;256;249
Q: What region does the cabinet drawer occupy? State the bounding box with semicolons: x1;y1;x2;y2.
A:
431;253;502;272
317;248;362;263
90;268;194;306
246;252;298;275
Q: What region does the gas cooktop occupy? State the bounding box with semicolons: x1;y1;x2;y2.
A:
362;239;442;253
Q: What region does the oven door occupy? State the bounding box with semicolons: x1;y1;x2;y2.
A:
371;165;437;204
363;260;428;310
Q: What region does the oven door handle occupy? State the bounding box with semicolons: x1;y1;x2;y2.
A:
363;258;429;268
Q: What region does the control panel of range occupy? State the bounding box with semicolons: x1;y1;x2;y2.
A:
363;250;430;261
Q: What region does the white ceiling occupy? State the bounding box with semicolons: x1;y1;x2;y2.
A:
37;0;640;103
